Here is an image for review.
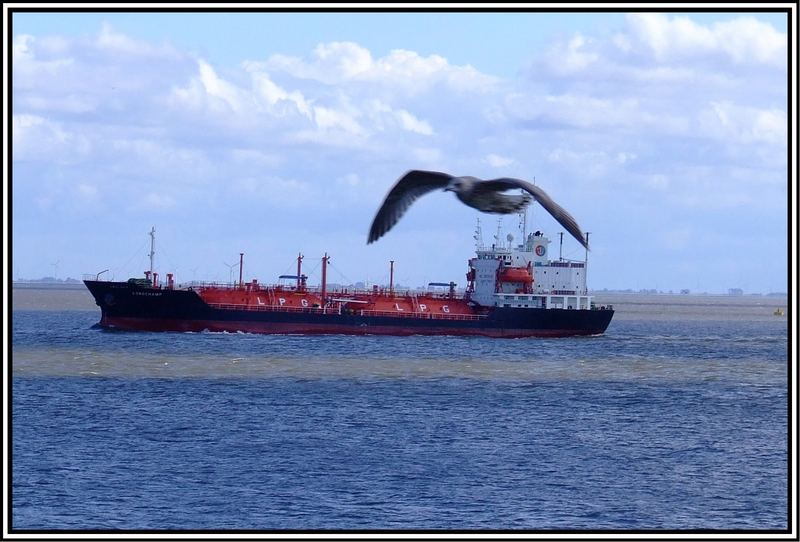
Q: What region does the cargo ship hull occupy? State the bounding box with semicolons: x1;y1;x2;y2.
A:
84;280;614;338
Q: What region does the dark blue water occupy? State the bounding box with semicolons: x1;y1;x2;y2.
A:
11;307;789;531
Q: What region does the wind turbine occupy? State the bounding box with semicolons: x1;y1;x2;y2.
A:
50;259;61;280
223;260;240;286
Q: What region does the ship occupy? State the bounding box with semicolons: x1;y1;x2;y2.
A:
84;223;614;338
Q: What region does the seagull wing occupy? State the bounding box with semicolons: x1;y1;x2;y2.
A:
367;170;454;244
478;178;589;249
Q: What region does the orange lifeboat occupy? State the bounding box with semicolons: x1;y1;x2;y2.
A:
498;267;533;284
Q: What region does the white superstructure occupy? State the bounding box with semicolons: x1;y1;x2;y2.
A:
465;218;593;311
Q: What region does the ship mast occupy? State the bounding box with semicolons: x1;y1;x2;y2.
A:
239;252;244;289
148;226;156;277
389;260;395;296
584;232;590;294
297;253;303;289
321;253;330;308
527;177;535;240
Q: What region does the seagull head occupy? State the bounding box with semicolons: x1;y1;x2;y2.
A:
444;176;474;194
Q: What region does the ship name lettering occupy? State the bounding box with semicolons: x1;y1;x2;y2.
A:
419;304;427;312
442;305;450;313
257;297;265;306
301;299;308;307
395;304;404;311
132;291;162;297
278;297;286;306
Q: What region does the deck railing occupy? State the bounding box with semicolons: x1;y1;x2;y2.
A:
205;302;487;321
357;309;487;321
207;303;327;314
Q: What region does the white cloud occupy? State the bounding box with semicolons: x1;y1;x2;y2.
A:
338;173;360;187
233;175;317;206
412;147;442;164
376;48;496;92
624;13;786;67
76;183;99;201
313;41;373;79
172;55;440;144
230;149;283;168
196;59;251;114
12;114;91;162
312;104;365;135
516;12;786;170
263;41;497;93
95;21;180;59
752;109;786;145
616;152;636;165
142;192;176;209
646;174;670;191
96;22;149;53
700;101;787;145
486;154;515;168
546;34;599;75
545;147;614;180
105;137;216;189
394;109;433;135
265;41;373;83
14;24;192;122
712;17;787;66
13;34;75;88
248;69;313;118
508;92;666;132
22;94;95;114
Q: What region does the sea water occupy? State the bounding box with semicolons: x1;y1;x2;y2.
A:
9;293;790;531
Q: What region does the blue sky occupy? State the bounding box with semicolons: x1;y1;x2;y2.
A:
9;8;792;293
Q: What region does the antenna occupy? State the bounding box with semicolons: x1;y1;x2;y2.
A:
494;217;503;246
473;218;484;250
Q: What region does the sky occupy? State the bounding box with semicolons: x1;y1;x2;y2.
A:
7;7;793;294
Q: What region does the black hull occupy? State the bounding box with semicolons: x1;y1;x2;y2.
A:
84;281;614;338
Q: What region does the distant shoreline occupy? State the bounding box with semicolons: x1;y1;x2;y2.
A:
591;290;788;298
12;287;98;311
12;282;87;290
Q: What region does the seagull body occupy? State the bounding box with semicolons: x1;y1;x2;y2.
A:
367;170;589;249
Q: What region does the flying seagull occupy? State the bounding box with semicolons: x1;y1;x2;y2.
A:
367;170;589;249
